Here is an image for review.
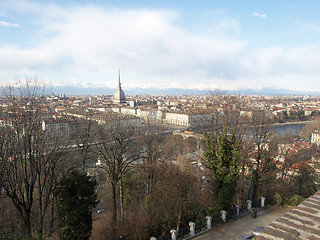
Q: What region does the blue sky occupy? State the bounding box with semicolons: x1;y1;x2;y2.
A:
1;0;320;93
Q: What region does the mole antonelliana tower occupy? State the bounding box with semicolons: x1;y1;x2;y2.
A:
113;70;126;104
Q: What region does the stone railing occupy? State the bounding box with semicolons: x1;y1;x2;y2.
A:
150;197;266;240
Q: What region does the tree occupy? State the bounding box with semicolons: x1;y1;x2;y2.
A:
205;132;240;211
140;124;165;206
301;115;320;139
194;92;248;142
97;119;140;222
71;116;99;173
55;171;98;240
293;162;317;198
0;80;68;239
196;92;244;212
247;110;279;207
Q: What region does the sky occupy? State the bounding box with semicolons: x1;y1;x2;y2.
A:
1;0;320;94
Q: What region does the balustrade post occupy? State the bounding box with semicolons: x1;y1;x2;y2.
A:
236;204;240;216
189;222;195;236
246;200;252;211
220;210;227;222
206;216;212;229
170;229;177;240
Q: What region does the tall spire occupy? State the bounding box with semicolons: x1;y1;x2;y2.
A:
118;69;121;88
113;69;126;104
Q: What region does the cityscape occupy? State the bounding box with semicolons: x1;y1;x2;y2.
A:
0;77;319;240
1;1;320;240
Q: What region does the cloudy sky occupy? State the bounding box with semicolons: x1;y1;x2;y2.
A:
1;0;320;93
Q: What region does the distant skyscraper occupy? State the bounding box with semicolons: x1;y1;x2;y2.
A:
113;70;126;104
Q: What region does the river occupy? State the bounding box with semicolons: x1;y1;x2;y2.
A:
267;122;307;137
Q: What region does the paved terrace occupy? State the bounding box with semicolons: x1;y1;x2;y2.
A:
191;206;292;240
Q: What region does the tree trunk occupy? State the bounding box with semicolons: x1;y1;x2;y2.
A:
112;182;117;222
119;179;124;220
251;171;259;207
48;201;55;238
145;169;153;207
23;210;33;240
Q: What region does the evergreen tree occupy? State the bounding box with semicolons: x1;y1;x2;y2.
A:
205;132;240;211
56;171;98;240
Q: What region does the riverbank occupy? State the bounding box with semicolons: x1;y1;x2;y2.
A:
268;120;311;127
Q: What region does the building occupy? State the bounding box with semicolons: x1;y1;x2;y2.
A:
113;71;126;104
42;118;72;140
311;129;320;146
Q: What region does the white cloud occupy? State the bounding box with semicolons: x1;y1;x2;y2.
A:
2;1;320;92
238;44;320;91
0;47;60;71
0;3;247;88
0;20;20;27
247;46;320;76
252;12;267;19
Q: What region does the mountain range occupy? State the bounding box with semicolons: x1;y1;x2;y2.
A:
50;86;320;96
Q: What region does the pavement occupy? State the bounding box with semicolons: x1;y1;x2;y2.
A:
191;206;292;240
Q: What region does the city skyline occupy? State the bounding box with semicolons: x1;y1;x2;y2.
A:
1;0;320;94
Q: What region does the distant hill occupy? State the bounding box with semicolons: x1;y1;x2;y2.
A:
48;86;320;96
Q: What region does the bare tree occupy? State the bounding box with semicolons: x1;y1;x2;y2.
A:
71;116;99;173
140;124;165;202
0;80;69;239
97;119;141;222
301;115;320;139
193;92;250;208
145;159;206;233
194;92;247;139
247;110;278;207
